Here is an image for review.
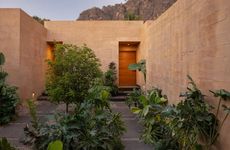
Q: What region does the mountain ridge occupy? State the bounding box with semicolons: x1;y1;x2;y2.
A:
77;0;177;21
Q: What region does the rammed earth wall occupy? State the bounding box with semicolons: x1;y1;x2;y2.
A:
0;9;47;100
142;0;230;149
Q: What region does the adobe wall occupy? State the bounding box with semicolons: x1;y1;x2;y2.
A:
0;9;47;101
0;9;21;88
44;21;143;74
143;0;230;149
19;10;47;100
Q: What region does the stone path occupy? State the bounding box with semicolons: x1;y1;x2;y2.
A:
111;102;152;150
0;101;152;150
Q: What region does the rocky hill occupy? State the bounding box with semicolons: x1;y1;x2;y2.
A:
77;0;177;20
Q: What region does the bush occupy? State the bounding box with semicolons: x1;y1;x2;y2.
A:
104;62;118;96
131;88;169;145
0;52;19;125
23;85;126;150
130;76;230;150
46;44;102;112
126;88;143;108
0;137;16;150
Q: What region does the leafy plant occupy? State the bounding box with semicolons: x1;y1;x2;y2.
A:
27;99;39;129
0;52;19;125
46;44;102;112
0;137;16;150
128;59;146;82
126;88;142;108
23;84;125;150
87;84;111;110
209;89;230;145
131;88;168;145
104;62;118;96
130;76;229;150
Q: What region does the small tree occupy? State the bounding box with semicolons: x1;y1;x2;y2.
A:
0;52;19;125
46;44;102;112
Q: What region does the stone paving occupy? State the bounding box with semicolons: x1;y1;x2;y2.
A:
111;101;152;150
0;101;152;150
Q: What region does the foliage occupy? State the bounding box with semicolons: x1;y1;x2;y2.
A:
0;52;19;125
128;59;146;82
23;85;125;150
209;89;230;145
47;140;63;150
32;16;50;25
87;83;111;110
124;12;140;20
129;76;230;150
131;88;168;146
46;44;102;112
167;76;216;149
0;137;16;150
27;99;39;129
104;62;118;96
126;88;142;108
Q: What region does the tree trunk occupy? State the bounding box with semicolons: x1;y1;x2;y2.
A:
66;103;69;113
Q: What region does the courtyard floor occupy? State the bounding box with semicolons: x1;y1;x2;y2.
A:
0;101;152;150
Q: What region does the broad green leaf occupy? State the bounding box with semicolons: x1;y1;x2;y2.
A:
143;105;150;117
47;140;63;150
131;107;141;114
139;95;148;106
100;90;110;101
128;63;140;71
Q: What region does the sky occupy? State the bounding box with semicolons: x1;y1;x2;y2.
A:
0;0;125;20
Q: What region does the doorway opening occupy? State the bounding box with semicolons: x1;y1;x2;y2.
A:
46;41;63;61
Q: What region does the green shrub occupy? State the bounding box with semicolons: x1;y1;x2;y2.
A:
104;62;118;96
87;83;111;110
24;85;125;150
0;52;19;125
46;44;102;112
0;137;16;150
131;88;169;145
167;76;216;149
126;88;143;107
130;76;230;150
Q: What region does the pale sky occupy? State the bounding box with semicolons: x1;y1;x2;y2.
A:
0;0;125;20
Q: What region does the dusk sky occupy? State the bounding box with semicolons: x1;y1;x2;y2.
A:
0;0;125;20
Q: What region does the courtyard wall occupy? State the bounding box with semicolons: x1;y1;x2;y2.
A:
143;0;230;149
45;21;143;74
0;9;47;101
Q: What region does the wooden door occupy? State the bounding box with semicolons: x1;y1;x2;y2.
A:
119;51;136;86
